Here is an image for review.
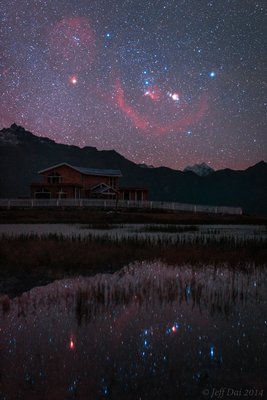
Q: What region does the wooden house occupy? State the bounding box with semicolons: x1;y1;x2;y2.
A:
31;162;148;201
31;163;121;199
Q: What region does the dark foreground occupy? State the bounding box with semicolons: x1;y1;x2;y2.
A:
1;262;266;400
0;208;266;224
0;209;266;399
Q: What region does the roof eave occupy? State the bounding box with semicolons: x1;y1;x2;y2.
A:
39;163;122;177
38;162;73;174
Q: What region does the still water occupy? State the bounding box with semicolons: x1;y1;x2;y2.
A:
0;262;266;400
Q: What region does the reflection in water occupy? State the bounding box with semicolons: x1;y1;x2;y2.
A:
0;262;266;399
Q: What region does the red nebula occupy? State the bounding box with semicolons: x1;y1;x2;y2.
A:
114;80;149;130
48;16;96;70
114;79;208;135
144;86;161;101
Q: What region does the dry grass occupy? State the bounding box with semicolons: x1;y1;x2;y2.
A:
0;234;266;274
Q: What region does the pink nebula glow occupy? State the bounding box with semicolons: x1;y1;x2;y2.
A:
114;79;208;135
48;17;96;70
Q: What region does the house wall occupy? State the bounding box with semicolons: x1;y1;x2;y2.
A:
82;174;119;188
41;165;82;185
31;184;80;199
41;165;119;189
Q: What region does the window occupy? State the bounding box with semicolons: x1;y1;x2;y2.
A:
47;172;62;184
108;177;117;188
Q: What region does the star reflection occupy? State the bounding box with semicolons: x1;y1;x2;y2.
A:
69;337;75;350
0;262;266;399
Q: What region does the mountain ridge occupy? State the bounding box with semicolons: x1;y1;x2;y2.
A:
0;124;266;215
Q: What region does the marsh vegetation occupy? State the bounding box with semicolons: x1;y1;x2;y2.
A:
0;223;266;296
0;232;266;271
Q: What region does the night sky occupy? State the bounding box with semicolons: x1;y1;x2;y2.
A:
0;0;266;170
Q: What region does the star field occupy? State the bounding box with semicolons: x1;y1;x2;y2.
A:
0;0;266;169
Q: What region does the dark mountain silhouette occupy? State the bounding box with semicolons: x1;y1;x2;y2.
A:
0;124;266;215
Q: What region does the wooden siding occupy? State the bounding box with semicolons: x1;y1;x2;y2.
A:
41;165;119;189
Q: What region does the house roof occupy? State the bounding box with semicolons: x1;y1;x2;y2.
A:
39;162;122;177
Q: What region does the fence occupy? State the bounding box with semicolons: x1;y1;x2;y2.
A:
0;198;243;215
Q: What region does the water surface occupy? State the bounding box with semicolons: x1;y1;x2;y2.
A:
0;262;266;399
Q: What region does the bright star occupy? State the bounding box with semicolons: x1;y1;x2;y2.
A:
209;71;216;78
69;75;78;85
72;36;80;43
171;93;179;101
168;92;180;101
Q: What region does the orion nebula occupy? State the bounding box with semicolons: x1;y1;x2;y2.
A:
0;1;266;169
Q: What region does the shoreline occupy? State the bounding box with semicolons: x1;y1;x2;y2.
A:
0;208;266;224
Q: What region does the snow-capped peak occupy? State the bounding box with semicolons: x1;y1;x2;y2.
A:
183;162;214;176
